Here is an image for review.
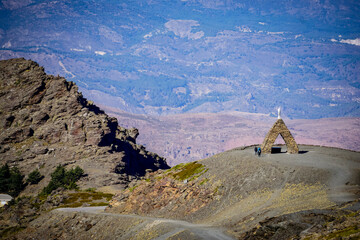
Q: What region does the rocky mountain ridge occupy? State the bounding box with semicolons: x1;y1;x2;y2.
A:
0;58;169;194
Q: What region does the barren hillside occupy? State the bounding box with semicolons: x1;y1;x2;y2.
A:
11;145;360;239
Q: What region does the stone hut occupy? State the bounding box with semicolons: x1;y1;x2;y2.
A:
261;119;299;154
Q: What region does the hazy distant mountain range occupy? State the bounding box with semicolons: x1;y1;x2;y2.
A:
1;0;359;118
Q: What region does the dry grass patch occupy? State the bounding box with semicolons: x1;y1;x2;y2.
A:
59;191;113;208
169;162;208;181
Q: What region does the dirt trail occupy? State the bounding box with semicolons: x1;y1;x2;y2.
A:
56;207;235;240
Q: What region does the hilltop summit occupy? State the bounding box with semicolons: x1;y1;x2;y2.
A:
106;145;360;239
0;58;169;194
8;145;358;239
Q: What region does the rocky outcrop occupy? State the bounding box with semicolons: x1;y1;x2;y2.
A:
108;172;215;220
261;119;299;154
0;58;169;194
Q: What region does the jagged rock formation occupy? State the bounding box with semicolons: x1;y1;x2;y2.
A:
261;119;299;154
0;58;169;194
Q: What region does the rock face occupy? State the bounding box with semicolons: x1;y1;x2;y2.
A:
0;58;169;193
108;172;214;220
261;119;299;154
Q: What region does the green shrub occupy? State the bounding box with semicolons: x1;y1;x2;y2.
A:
0;163;25;197
27;169;43;185
8;167;25;197
40;165;84;196
0;163;11;192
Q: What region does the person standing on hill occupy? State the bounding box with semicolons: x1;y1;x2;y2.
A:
257;147;261;157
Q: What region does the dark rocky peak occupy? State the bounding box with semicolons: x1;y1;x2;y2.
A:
0;58;169;194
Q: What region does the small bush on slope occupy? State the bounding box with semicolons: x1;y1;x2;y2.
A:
27;169;43;185
40;165;84;196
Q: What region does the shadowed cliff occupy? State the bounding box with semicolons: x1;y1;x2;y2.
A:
0;58;169;194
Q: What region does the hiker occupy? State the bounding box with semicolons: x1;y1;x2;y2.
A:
257;147;261;157
254;147;258;155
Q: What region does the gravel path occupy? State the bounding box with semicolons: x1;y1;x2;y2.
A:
56;207;235;240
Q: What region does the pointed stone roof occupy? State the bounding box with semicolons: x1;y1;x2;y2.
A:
261;119;299;154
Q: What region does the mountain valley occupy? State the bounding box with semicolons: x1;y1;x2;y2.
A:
1;0;359;119
102;105;360;165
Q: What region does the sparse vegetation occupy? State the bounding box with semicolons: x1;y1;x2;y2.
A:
85;187;96;192
40;165;84;196
170;163;184;171
199;178;209;185
128;185;138;192
59;191;113;208
324;226;360;239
